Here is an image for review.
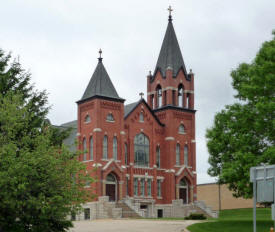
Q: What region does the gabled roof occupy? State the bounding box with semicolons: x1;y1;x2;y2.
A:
78;57;124;103
151;16;188;82
124;98;165;127
59;120;77;152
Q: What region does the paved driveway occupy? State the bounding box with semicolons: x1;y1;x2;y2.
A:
70;219;198;232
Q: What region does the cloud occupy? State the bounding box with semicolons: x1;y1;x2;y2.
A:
1;0;274;184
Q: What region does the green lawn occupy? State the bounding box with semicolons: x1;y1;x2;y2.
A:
187;208;273;232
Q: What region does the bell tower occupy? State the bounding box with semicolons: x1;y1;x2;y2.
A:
146;7;197;203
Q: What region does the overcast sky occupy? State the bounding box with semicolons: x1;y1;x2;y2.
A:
1;0;274;184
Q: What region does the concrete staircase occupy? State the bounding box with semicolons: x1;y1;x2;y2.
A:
194;201;219;218
116;202;142;218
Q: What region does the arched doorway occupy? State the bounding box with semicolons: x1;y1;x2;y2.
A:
179;178;189;204
106;173;117;202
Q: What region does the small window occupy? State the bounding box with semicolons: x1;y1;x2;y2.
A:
176;144;180;165
134;178;138;196
103;136;108;159
184;145;189;166
140;179;145;196
156;146;160;168
90;137;93;160
147;179;152;196
84;208;90;220
125;143;128;165
157;180;162;197
84;115;91;123
139;112;144;122
83;138;87;161
85;180;90;188
113;137;117;160
106;113;114;122
178;124;185;134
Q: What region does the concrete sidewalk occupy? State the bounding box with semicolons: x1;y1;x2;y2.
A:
70;219;199;232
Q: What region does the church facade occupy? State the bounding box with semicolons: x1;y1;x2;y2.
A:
63;11;206;219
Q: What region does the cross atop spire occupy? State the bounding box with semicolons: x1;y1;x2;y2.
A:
98;48;103;62
167;5;173;21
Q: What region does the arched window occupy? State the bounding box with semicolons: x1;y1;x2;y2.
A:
152;95;155;109
83;138;87;161
176;144;180;165
156;85;162;108
125;143;128;165
139;112;144;122
156;146;160;168
184;145;188;166
113;137;117;160
186;93;190;108
134;133;149;167
90;136;93;160
106;113;114;122
84;114;91;123
178;85;183;107
103;135;108;159
178;124;185;134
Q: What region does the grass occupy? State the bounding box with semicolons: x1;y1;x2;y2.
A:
187;208;273;232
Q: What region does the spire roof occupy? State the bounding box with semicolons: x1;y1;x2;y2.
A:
152;12;188;81
79;50;124;103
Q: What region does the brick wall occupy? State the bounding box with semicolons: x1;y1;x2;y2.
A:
197;183;253;211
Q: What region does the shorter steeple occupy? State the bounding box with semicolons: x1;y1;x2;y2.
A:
78;49;124;103
152;6;188;81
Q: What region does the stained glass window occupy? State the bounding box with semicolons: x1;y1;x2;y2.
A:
156;146;160;168
106;113;114;121
147;179;152;196
90;137;93;160
134;133;149;167
184;145;188;166
179;124;185;134
83;138;87;161
103;135;108;159
113;137;117;160
157;180;162;197
176;144;180;165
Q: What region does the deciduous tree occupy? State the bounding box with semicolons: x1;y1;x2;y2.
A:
206;32;275;198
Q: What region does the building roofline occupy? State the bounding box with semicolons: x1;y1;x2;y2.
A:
124;98;165;127
76;95;125;104
153;105;196;114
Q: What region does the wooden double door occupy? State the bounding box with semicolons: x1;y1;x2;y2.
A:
106;183;116;202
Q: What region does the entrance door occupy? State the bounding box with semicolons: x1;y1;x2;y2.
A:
106;184;116;201
179;188;187;204
179;178;189;204
106;173;117;202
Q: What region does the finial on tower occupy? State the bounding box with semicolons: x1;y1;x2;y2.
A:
167;5;173;21
98;48;103;62
139;92;144;99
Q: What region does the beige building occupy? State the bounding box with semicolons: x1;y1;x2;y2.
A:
197;183;253;211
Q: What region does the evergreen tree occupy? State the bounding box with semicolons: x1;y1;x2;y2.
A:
0;49;93;231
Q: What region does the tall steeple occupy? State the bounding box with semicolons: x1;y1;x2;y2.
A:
78;49;124;103
152;6;188;81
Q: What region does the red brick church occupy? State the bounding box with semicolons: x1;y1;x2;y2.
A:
62;8;211;219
